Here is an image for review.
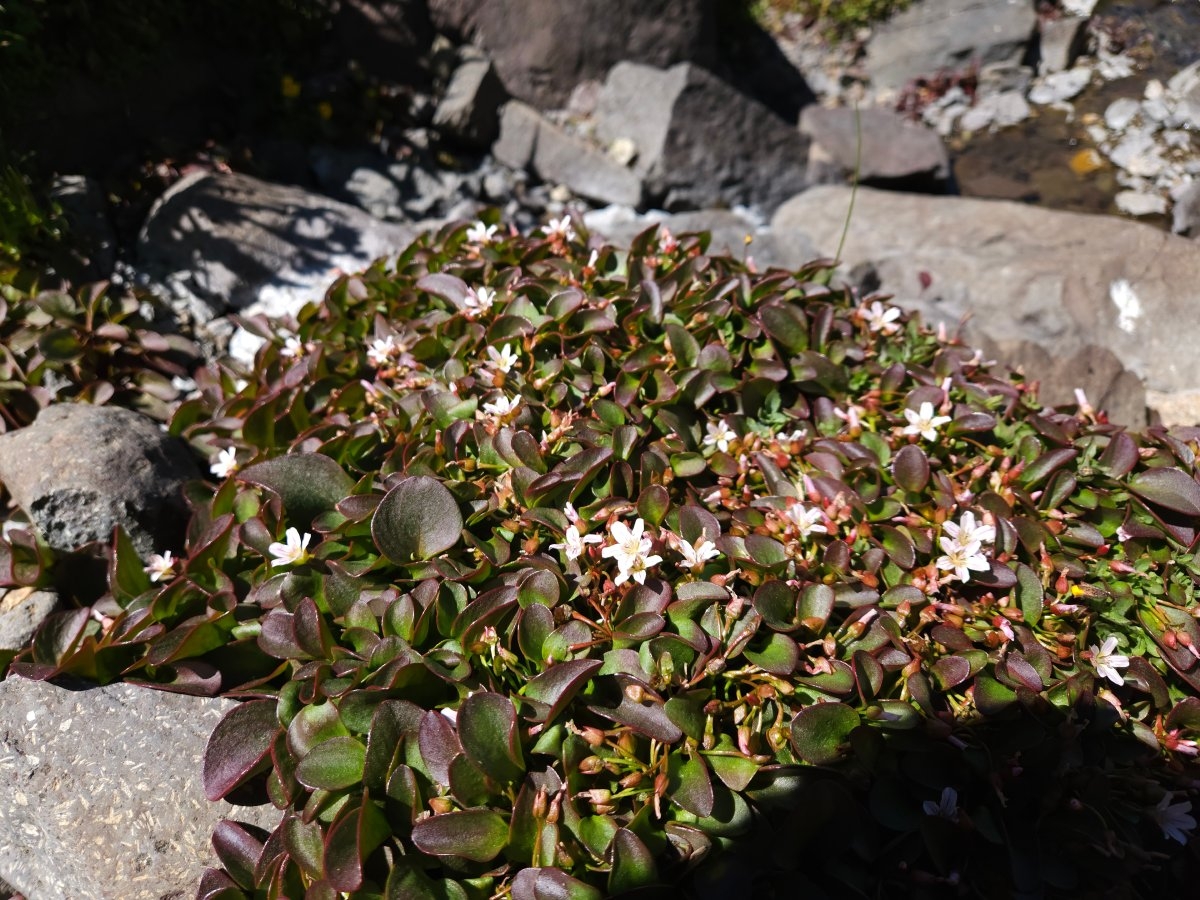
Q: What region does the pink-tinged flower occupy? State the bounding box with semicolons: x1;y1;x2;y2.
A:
1163;728;1199;757
367;335;399;367
269;527;312;567
543;216;576;242
485;343;520;374
786;504;828;540
923;786;958;820
281;335;305;358
864;300;902;335
462;286;496;318
1150;793;1196;844
144;551;177;583
465;221;498;244
902;402;952;441
833;404;866;431
210;447;239;479
936;537;989;583
481;394;521;420
703;419;738;453
1088;635;1130;686
549;525;603;561
943;510;995;550
670;530;721;571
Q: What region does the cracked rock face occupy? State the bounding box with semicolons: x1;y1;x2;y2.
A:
0;403;199;556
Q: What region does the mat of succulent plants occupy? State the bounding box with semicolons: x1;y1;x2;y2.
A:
3;217;1199;898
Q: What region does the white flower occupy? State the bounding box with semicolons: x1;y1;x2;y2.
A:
210;447;239;479
1150;793;1196;844
936;536;989;583
776;428;806;443
563;502;581;524
281;336;305;358
481;394;521;419
923;786;958;819
463;286;496;317
485;343;520;374
549;525;603;561
703;419;738;453
602;518;661;584
864;300;902;335
465;221;498;244
544;216;576;242
269;527;312;567
943;511;995;550
903;402;952;441
144;551;177;583
367;335;398;367
786;504;828;540
674;531;720;570
833;404;866;431
1088;634;1130;686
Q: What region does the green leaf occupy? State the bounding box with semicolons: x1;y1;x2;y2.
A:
789;702;859;766
522;659;602;725
386;863;470;900
1014;563;1043;626
325;799;391;892
705;750;759;792
457;692;525;784
1128;467;1200;516
372;476;463;563
511;868;604;900
667;753;714;817
211;820;266;891
743;632;799;675
203;699;280;801
238;453;354;527
411;809;510;862
608;828;659;894
295;736;367;791
972;673;1017;715
892;445;929;493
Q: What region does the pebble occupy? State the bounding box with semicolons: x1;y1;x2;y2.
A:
1028;68;1091;105
1115;190;1168;217
1105;98;1142;131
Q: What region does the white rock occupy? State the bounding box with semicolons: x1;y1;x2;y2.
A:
1029;68;1091;105
1167;61;1200;98
1061;0;1098;14
1145;79;1165;101
1104;97;1142;131
1096;51;1135;81
1141;96;1172;125
1086;123;1109;144
1109;130;1167;177
1115;190;1168;217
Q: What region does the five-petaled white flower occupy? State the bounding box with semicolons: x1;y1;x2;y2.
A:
923;786;959;820
674;531;721;571
481;394;521;419
367;335;399;367
281;336;305;358
486;344;520;374
549;525;603;561
936;536;989;582
1150;793;1197;844
703;420;738;453
864;300;902;335
943;510;995;550
786;504;828;540
269;527;312;567
903;402;952;441
465;221;498;244
210;447;239;479
1088;634;1130;686
144;551;177;583
602;518;662;584
543;216;576;242
463;286;496;317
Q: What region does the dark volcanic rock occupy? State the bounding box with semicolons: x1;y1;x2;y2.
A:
800;106;950;189
0;403;199;556
429;0;718;110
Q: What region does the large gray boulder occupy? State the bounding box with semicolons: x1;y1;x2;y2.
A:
771;186;1200;426
800;106;950;188
0;676;280;900
0;403;199;556
135;171;419;323
594;62;810;214
864;0;1038;90
429;0;717;110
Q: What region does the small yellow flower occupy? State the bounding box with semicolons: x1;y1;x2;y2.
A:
317;101;333;121
280;75;301;99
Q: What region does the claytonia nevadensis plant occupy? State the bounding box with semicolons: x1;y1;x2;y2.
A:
268;527;312;568
209;447;239;479
480;394;521;421
902;401;952;441
465;221;498;244
670;530;721;571
702;419;738;453
942;510;995;550
1150;794;1196;844
485;343;520;375
549;524;603;561
935;536;989;583
143;551;176;583
1089;635;1130;686
863;299;902;335
602;517;662;585
367;335;399;367
786;503;828;540
923;787;959;820
543;215;576;242
462;286;496;318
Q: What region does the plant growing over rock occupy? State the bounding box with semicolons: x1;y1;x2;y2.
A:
5;218;1200;897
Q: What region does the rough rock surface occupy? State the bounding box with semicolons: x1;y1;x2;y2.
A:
433;49;509;148
0;403;199;556
428;0;717;110
0;588;59;652
772;186;1200;424
0;676;280;900
864;0;1038;90
135;171;418;323
800;106;950;187
594;62;810;213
